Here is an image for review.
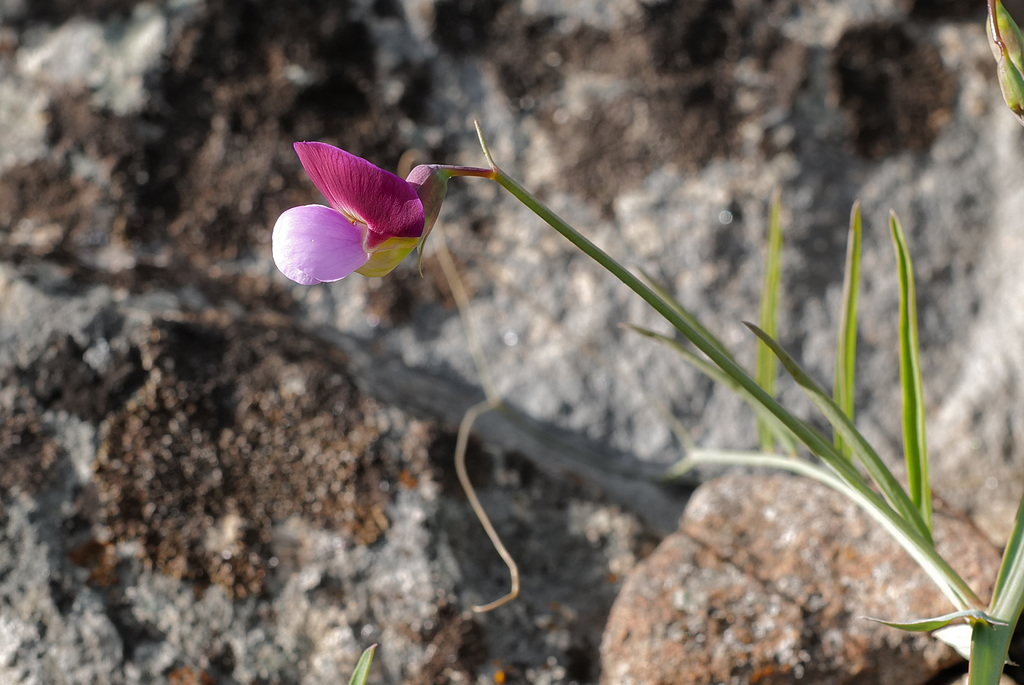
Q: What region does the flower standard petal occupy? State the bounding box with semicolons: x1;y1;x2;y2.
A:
293;142;425;243
272;204;370;284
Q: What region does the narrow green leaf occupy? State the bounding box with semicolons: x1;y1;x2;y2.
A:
638;268;738;365
347;644;377;685
664;448;861;488
757;189;785;450
891;213;932;533
834;202;863;458
744;322;933;545
630;325;799;454
863;609;1007;633
991;495;1024;618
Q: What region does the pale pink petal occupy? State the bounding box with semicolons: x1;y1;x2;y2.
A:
293;142;424;240
272;205;369;284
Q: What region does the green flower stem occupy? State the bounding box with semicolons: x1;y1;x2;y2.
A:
969;621;1014;685
970;612;1015;685
434;165;496;179
474;122;982;611
970;496;1024;684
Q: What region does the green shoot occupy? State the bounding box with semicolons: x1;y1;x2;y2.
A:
638;268;739;366
629;325;798;455
347;644;377;685
757;190;785;451
834;203;863;458
969;496;1024;683
891;213;932;533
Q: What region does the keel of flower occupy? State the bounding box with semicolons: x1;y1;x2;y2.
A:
355;235;421;277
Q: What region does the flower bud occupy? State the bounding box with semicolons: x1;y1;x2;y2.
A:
988;0;1024;124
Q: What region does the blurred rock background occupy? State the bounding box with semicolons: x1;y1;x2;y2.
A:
2;0;1024;683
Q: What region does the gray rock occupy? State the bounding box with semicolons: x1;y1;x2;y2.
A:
0;262;651;684
16;6;169;115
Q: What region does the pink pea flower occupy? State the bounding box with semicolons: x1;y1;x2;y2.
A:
273;142;492;284
273;142;421;284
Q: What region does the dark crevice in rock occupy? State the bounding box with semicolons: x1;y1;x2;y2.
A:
833;23;955;159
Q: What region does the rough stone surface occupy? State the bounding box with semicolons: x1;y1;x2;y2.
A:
601;473;1005;685
0;263;653;684
2;0;1024;683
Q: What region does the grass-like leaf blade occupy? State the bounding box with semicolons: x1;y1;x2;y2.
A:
630;325;799;454
639;268;738;365
757;190;785;450
891;213;932;533
745;322;933;545
992;495;1024;617
347;644;377;685
863;609;1006;633
834;202;863;458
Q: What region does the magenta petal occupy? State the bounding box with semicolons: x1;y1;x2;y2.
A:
272;205;369;284
293;142;425;240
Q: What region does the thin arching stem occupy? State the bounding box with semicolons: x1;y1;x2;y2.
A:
990;0;1003;47
434;223;518;612
454;399;520;613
